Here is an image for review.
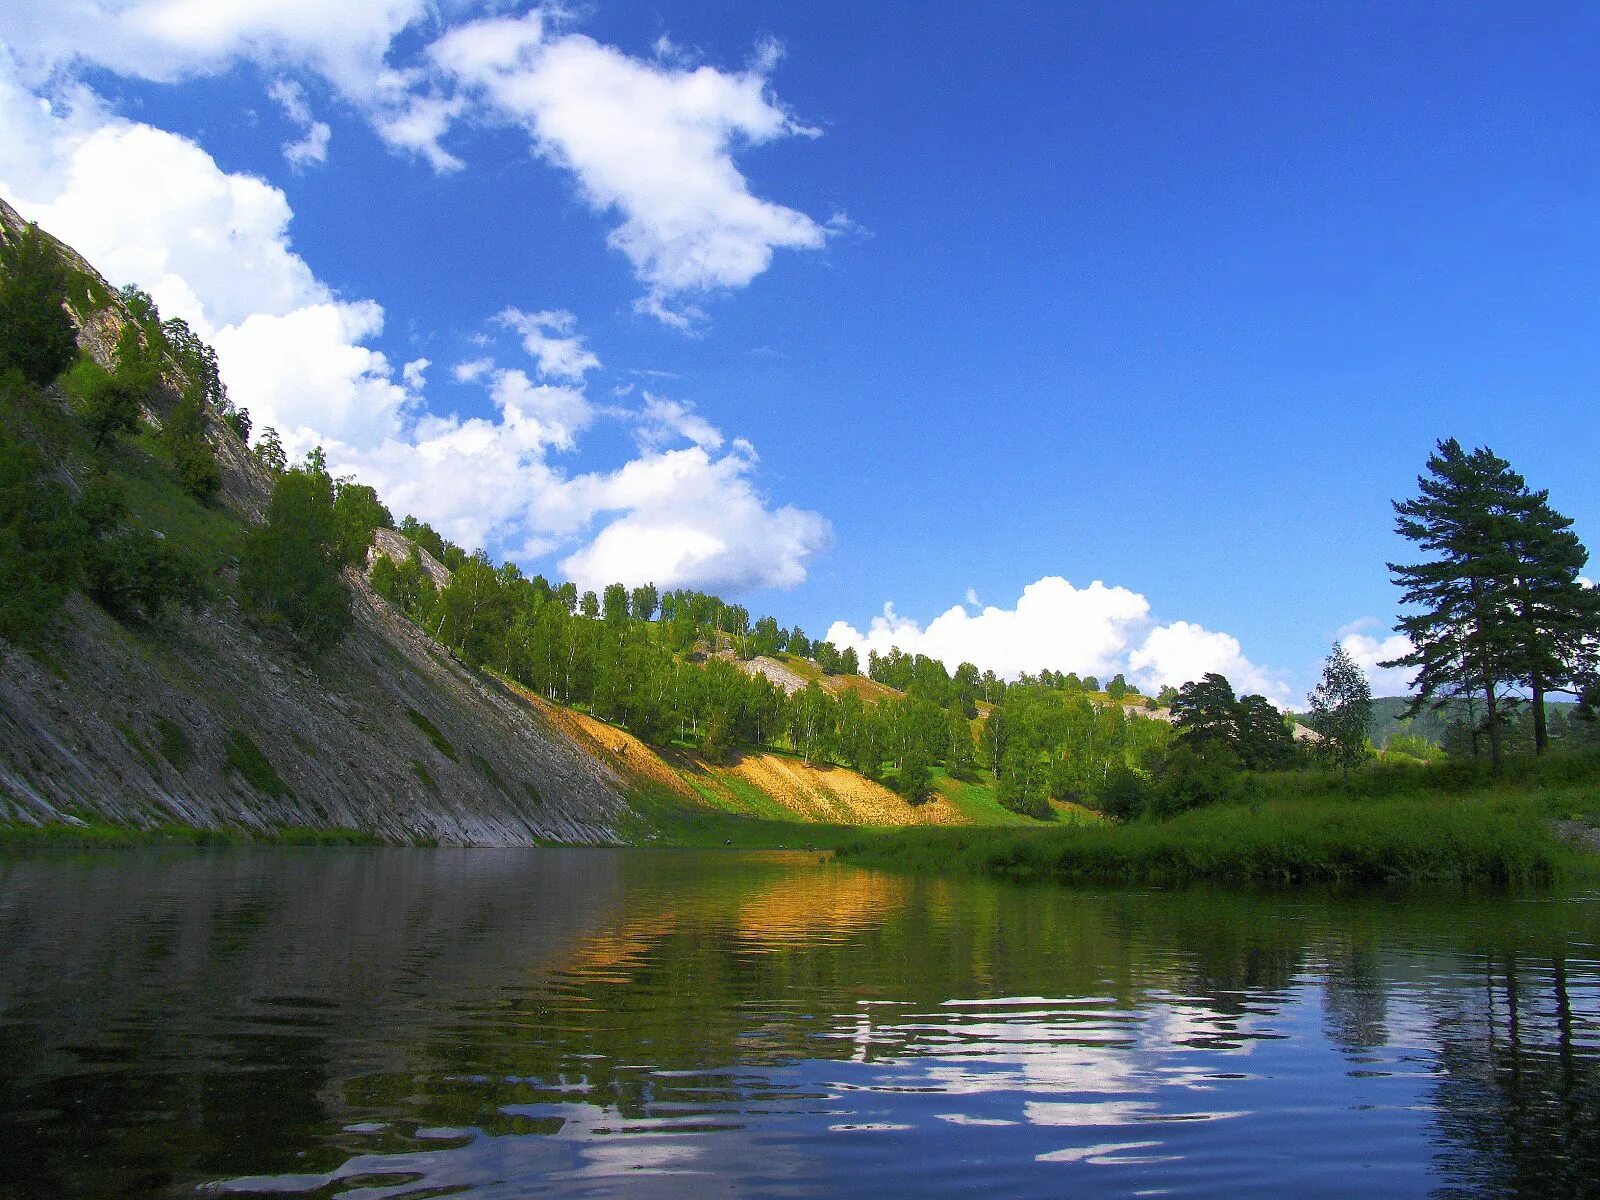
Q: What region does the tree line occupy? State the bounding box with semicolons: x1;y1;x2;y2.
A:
359;513;1180;809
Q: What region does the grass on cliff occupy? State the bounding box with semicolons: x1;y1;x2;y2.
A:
223;730;291;797
836;757;1600;886
0;819;386;848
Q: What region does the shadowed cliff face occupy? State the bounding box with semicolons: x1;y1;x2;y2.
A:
0;196;633;845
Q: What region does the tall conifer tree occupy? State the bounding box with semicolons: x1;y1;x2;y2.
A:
1503;485;1600;752
1384;440;1530;770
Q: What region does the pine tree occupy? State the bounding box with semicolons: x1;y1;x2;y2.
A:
1383;440;1527;771
1502;485;1600;752
1170;673;1240;747
1307;643;1372;782
1385;439;1600;766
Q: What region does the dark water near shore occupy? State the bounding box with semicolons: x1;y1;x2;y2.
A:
1;850;1597;1199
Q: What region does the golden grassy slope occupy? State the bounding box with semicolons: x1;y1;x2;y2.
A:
491;672;966;828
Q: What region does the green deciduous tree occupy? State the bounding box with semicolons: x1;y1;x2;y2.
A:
630;582;659;623
75;364;143;449
78;479;202;621
330;481;391;565
238;455;351;657
0;223;77;388
895;745;932;803
787;683;835;765
370;548;436;622
1308;643;1373;782
163;389;220;500
0;427;83;644
434;552;509;664
602;582;630;631
1092;764;1150;820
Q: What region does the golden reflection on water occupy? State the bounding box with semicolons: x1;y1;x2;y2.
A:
552;911;681;985
734;864;913;949
4;850;1599;1200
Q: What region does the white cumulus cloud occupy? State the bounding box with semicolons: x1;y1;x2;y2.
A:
1129;620;1292;708
452;356;494;383
2;3;834;319
634;394;723;451
211;301;413;451
268;78;331;168
0;0;445;164
828;578;1292;706
558;442;831;594
430;11;830;327
0;76;407;455
496;307;600;382
826;577;1151;680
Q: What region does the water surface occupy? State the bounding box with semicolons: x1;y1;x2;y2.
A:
1;849;1596;1198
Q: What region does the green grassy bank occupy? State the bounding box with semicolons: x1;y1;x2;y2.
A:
836;761;1600;886
0;819;389;849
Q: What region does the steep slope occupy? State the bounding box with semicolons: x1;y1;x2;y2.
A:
0;198;630;844
490;673;971;828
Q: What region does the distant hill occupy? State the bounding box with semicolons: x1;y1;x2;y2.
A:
1367;695;1581;746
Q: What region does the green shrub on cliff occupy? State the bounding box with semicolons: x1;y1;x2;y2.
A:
0;223;77;389
0;426;83;644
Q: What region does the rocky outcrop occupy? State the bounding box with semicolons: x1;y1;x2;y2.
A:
0;566;634;843
369;527;452;588
737;655;813;696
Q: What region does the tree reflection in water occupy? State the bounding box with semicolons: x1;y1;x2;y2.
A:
0;849;1595;1199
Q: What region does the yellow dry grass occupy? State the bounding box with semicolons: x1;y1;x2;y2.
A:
724;752;965;826
492;674;700;801
822;673;905;704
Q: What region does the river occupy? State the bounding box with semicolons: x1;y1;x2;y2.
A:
1;849;1596;1198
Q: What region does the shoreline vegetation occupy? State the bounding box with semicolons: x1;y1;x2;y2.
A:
7;752;1599;886
835;754;1600;887
0;820;392;849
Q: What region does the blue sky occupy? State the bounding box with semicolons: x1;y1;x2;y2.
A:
2;2;1597;703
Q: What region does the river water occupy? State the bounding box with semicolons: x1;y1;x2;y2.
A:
1;849;1596;1198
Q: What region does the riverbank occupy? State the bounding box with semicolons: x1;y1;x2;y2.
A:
0;819;391;849
0;809;855;851
835;789;1595;886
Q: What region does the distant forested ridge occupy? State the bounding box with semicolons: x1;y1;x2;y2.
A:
367;517;1174;814
1366;696;1583;751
